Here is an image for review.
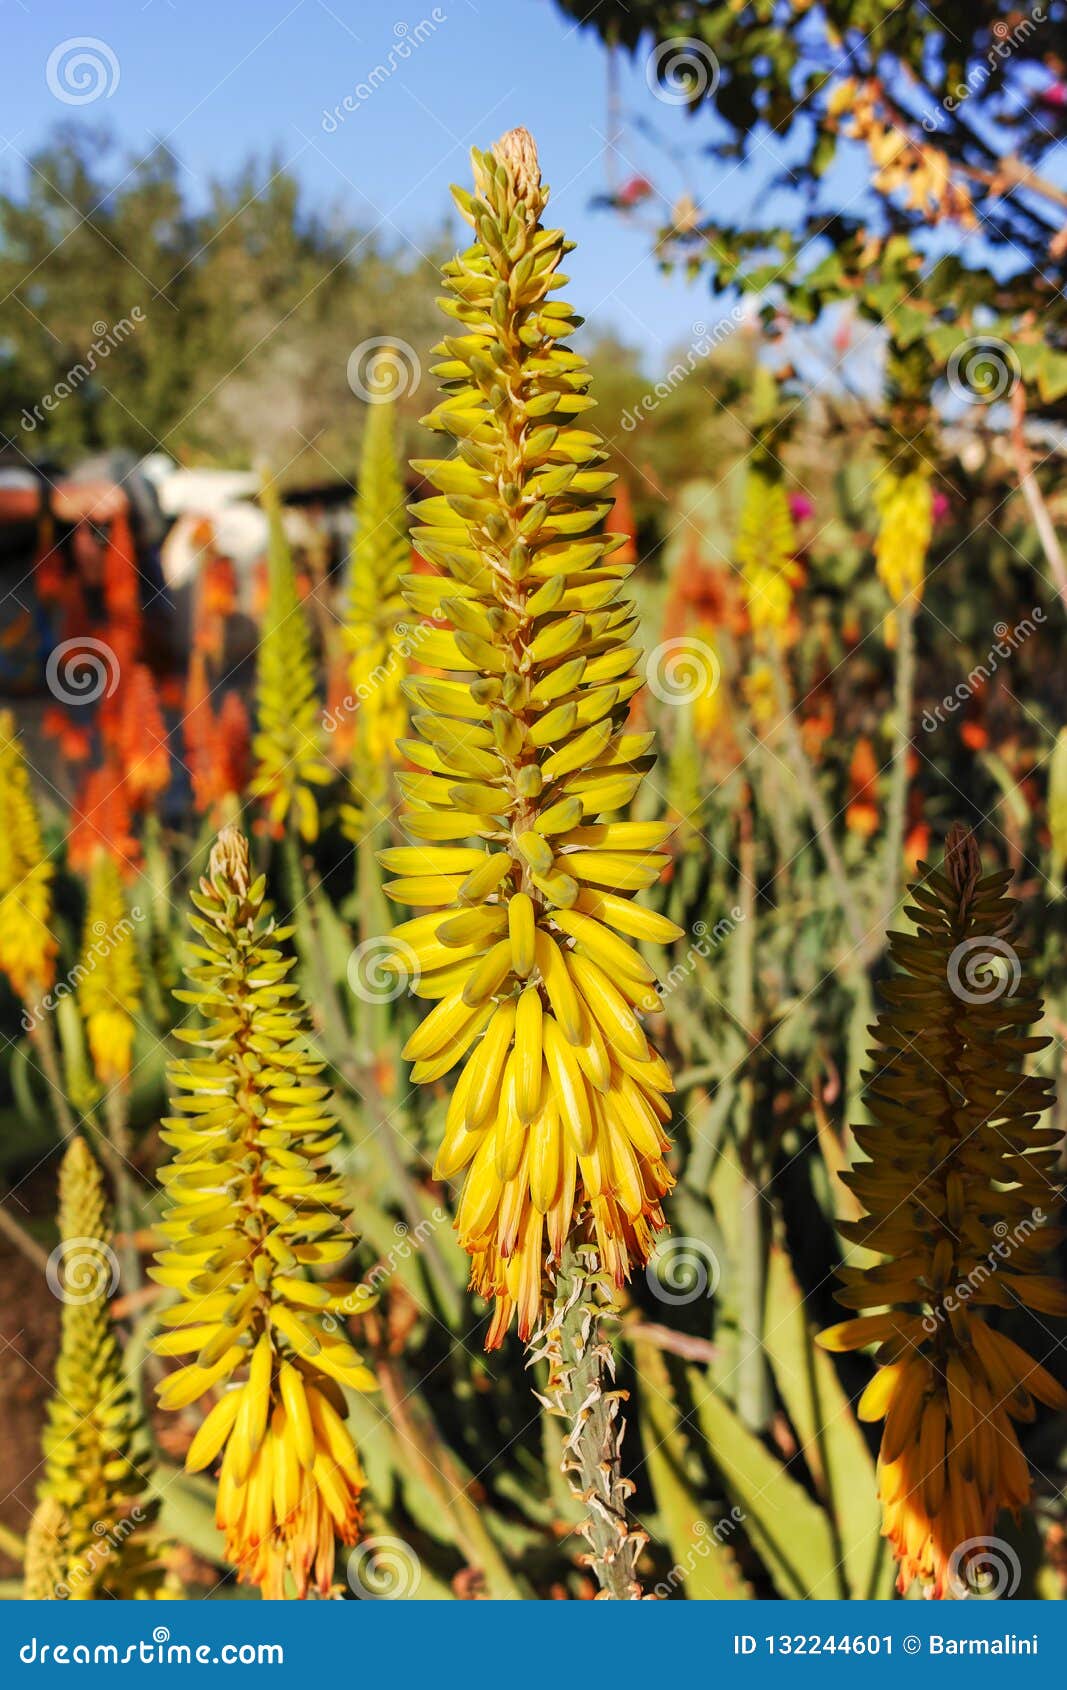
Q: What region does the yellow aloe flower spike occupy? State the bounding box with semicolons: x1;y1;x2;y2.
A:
874;464;932;643
251;479;333;842
77;853;141;1087
340;386;410;842
0;709;57;1005
151;825;376;1599
23;1496;70;1600
386;127;682;1348
818;825;1067;1598
736;465;800;643
37;1136;168;1598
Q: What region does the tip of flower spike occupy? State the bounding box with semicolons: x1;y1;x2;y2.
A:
471;127;547;223
493;126;540;197
60;1132;96;1185
209;824;251;896
944;820;981;898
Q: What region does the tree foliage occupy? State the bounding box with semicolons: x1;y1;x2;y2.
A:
0;128;447;473
556;1;1067;418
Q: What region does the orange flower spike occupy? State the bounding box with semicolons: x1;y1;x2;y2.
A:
193;546;238;662
203;553;237;617
818;826;1067;1597
101;510;142;667
217;691;251;805
41;706;91;765
184;655;250;822
183;652;218;817
114;666;170;809
68;767;140;879
845;735;880;839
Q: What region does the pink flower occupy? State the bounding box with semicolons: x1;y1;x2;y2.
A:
789;492;815;522
618;176;653;206
932;489;950;524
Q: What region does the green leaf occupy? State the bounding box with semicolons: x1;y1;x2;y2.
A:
810;132;837;179
888;303;929;348
762;1244;894;1598
1048;727;1067;883
928;322;968;362
634;1338;752;1599
691;1375;841;1598
1014;341;1044;385
1037;346;1067;404
156;1466;227;1567
865;280;908;319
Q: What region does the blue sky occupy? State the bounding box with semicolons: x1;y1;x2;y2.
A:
2;0;759;370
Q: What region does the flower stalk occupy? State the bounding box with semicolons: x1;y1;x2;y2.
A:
529;1238;646;1598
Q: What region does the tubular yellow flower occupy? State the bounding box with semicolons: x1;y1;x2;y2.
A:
736;467;800;643
874;465;932;638
386;129;681;1348
818;825;1067;1597
77;853;141;1087
38;1136;166;1598
151;826;376;1598
251;480;332;842
0;710;57;1002
340;389;410;842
